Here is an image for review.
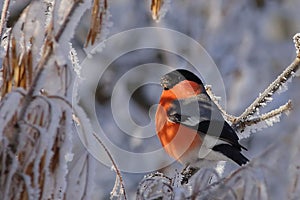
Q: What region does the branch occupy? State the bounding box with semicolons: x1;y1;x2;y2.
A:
92;132;127;200
204;33;299;134
136;172;173;199
54;0;80;42
234;57;299;124
240;100;292;130
232;33;300;131
0;0;10;39
294;33;300;58
205;85;237;123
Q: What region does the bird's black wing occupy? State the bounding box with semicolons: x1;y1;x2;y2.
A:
167;94;246;151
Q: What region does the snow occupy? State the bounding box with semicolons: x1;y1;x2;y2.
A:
1;0;300;199
0;91;23;141
69;42;82;79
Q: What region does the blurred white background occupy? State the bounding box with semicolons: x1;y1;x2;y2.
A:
73;1;300;199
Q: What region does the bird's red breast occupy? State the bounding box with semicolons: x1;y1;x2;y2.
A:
155;80;203;164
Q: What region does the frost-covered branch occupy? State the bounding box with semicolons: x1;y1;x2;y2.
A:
233;56;299;128
294;33;300;57
0;0;10;39
232;33;300;131
92;132;127;200
0;0;114;199
205;85;237;122
55;0;81;42
240;100;292;130
206;33;300;133
136;172;173;199
19;0;82;121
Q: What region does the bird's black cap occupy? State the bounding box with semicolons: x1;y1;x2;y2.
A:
160;69;204;90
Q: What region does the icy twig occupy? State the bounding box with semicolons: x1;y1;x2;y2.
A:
235;58;299;123
92;132;127;200
203;34;299;134
55;0;80;42
233;33;300;130
0;0;10;39
205;85;237;123
136;172;173;199
241;100;292;129
294;33;300;57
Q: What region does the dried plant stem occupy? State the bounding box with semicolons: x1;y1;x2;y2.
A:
92;132;127;200
55;1;79;42
151;0;162;21
19;1;80;121
0;0;10;39
233;56;300;126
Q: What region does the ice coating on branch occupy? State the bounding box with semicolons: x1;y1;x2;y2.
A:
57;0;91;44
239;113;282;139
293;33;300;55
137;172;173;200
0;91;23;140
69;42;82;79
44;0;54;27
265;114;281;127
57;0;73;25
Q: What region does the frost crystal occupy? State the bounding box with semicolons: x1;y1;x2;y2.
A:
293;33;300;55
69;42;82;79
64;153;74;162
44;0;54;26
265;114;281;127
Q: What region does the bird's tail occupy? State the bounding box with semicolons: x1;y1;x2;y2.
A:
212;144;249;166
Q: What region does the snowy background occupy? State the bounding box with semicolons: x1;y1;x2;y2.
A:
1;0;300;199
75;0;300;199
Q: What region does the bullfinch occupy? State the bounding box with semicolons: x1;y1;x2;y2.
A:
155;69;248;169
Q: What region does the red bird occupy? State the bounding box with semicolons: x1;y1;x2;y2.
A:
155;69;248;169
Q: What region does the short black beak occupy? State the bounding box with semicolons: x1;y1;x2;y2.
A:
160;76;169;90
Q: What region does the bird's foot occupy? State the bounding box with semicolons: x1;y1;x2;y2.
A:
180;165;199;185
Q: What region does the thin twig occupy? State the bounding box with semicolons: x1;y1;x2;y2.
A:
205;85;237;123
92;132;127;200
233;56;300;127
0;0;10;39
205;34;299;133
234;33;300;125
241;100;292;128
54;1;79;42
293;33;300;57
